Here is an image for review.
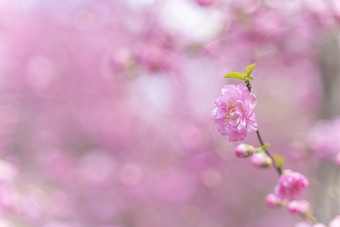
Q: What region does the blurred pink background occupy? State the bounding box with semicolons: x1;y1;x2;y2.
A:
0;0;339;226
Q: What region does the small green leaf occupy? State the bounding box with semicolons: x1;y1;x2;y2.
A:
224;72;245;80
255;143;270;153
274;154;285;168
262;143;270;149
244;64;256;77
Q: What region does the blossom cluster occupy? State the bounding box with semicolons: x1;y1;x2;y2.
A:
213;63;335;226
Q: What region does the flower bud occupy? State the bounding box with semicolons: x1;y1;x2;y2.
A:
235;144;254;158
287;200;310;214
266;193;281;208
330;215;340;227
251;153;272;167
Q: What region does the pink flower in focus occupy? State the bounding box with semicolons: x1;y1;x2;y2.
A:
274;171;309;200
330;215;340;227
287;200;310;214
234;143;254;158
212;84;257;142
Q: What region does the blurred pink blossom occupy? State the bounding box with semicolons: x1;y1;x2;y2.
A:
308;117;340;160
274;171;309;200
330;216;340;227
194;0;215;7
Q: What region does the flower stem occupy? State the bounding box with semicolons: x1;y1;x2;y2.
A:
256;130;282;176
245;80;319;224
245;81;282;176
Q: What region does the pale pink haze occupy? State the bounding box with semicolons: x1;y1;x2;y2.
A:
235;144;254;158
251;153;272;168
287;200;310;214
308;117;340;159
274;171;309;200
330;215;340;227
295;223;326;227
266;193;280;208
336;153;340;166
212;84;257;142
194;0;215;7
314;224;326;227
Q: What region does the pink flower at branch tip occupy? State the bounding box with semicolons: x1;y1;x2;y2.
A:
274;171;309;200
212;84;257;142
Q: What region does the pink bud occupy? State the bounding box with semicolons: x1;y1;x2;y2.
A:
235;144;254;158
266;193;280;208
330;215;340;227
287;200;310;214
251;153;272;167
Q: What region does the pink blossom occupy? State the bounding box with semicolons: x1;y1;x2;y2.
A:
251;153;272;168
330;216;340;227
212;84;257;142
287;200;310;214
235;143;254;158
274;171;309;200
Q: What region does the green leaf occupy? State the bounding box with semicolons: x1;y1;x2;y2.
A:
244;64;256;77
262;143;270;149
274;154;285;168
255;143;270;153
224;72;245;80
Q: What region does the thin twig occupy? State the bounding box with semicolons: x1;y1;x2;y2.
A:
245;80;320;224
245;81;281;176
